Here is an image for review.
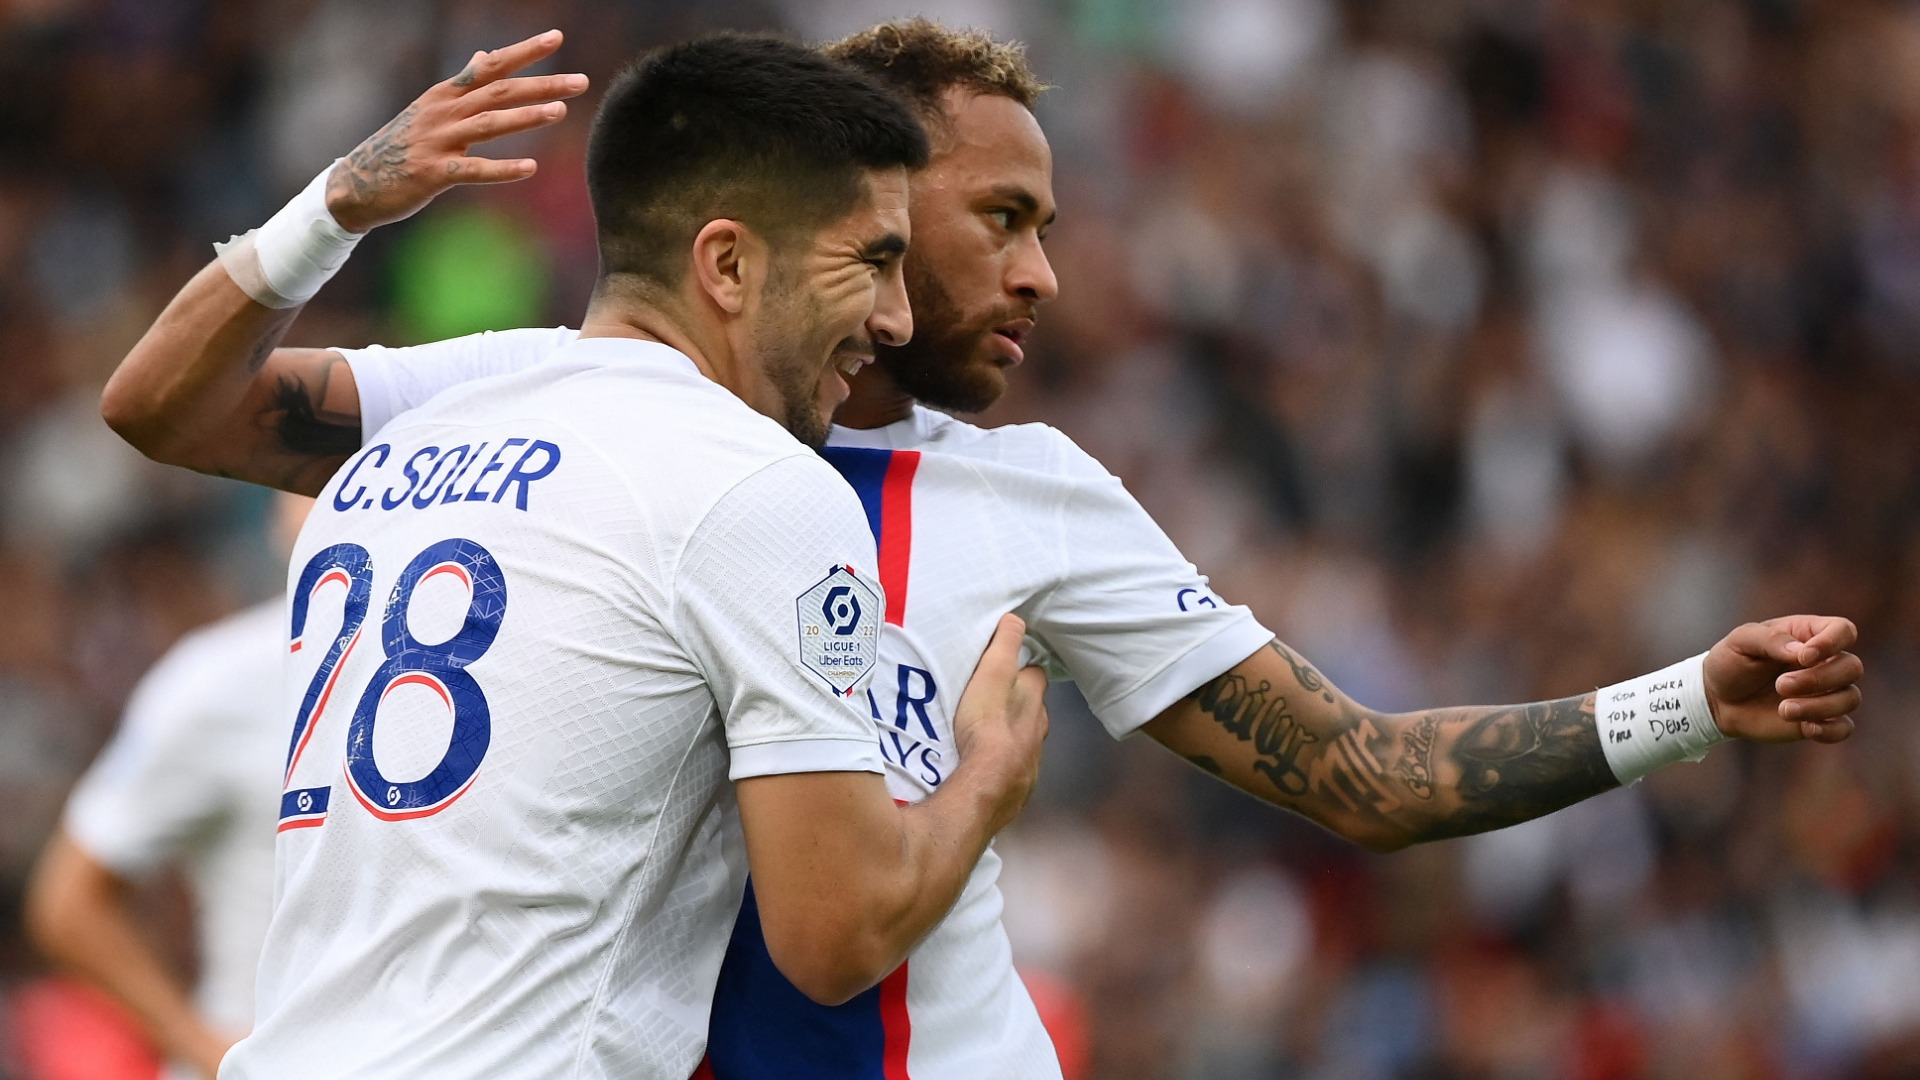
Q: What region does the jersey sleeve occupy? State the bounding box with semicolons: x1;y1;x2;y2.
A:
340;326;579;442
1027;437;1274;740
63;642;237;876
674;455;887;781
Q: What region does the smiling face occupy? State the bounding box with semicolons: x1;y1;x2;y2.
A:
872;90;1058;415
745;166;914;447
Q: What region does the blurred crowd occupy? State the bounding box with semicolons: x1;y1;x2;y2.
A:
1;0;1918;1077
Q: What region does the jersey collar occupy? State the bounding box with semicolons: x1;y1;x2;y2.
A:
828;405;942;450
557;336;701;377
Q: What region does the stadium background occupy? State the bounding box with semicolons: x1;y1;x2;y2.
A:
1;0;1918;1076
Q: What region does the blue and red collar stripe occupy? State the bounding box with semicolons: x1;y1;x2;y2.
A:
821;447;919;627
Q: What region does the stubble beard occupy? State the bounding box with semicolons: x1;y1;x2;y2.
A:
754;273;835;450
773;354;833;449
875;259;1008;415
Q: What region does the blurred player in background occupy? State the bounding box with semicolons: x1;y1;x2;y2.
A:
24;494;312;1079
103;21;1867;1080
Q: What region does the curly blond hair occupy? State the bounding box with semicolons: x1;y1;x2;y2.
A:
823;18;1048;126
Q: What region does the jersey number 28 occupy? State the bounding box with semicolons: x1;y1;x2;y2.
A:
281;538;506;830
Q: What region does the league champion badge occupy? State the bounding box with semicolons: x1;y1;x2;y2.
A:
796;565;881;696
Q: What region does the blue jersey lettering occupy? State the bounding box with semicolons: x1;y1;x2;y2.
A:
894;664;938;739
338;437;562;514
492;440;563;511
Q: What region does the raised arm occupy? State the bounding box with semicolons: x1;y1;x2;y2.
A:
1145;616;1861;852
100;31;586;494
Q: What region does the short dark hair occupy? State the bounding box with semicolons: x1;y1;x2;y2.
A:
587;33;930;291
823;19;1048;132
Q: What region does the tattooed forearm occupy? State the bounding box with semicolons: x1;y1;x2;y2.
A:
1166;639;1618;850
1308;716;1401;815
1427;694;1614;839
239;305;300;373
246;326;284;373
1396;714;1437;799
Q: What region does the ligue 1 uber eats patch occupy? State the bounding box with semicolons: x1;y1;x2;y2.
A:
796;565;881;696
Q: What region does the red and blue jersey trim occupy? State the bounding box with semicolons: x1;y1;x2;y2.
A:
277;785;331;832
701;448;920;1080
821;447;918;627
704;882;912;1080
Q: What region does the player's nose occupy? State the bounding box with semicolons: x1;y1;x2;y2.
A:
869;266;913;346
1009;237;1058;305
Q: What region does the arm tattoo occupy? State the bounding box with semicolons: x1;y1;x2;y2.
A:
1308;715;1401;816
1191;667;1316;796
1271;639;1334;703
271;359;360;457
330;105;417;206
1182;638;1617;845
1396;714;1438;799
246;333;278;374
248;307;299;372
1431;695;1614;838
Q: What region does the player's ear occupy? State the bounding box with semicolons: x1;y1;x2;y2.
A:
690;219;763;315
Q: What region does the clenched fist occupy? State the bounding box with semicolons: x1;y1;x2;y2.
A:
1704;615;1862;744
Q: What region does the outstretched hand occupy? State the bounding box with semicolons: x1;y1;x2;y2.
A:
324;30;588;233
1704;615;1862;744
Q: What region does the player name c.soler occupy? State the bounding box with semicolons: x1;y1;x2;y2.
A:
330;438;564;514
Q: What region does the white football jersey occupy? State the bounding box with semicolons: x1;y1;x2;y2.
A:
226;338;887;1080
64;599;285;1076
345;329;1272;1080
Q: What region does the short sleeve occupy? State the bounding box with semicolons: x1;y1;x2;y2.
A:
1029;439;1273;739
341;326;580;442
64;646;237;876
675;455;887;781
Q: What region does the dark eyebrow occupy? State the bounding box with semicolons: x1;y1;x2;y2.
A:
863;232;907;260
986;184;1056;228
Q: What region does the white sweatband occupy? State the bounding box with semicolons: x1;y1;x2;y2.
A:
214;161;362;308
1596;652;1726;785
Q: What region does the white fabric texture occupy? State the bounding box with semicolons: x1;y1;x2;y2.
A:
340;326;580;441
63;599;285;1053
345;327;1273;1080
826;406;1272;743
824;410;1269;1080
676;458;888;782
226;337;882;1080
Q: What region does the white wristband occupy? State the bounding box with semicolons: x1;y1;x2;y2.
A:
1596;652;1726;785
214;161;362;308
